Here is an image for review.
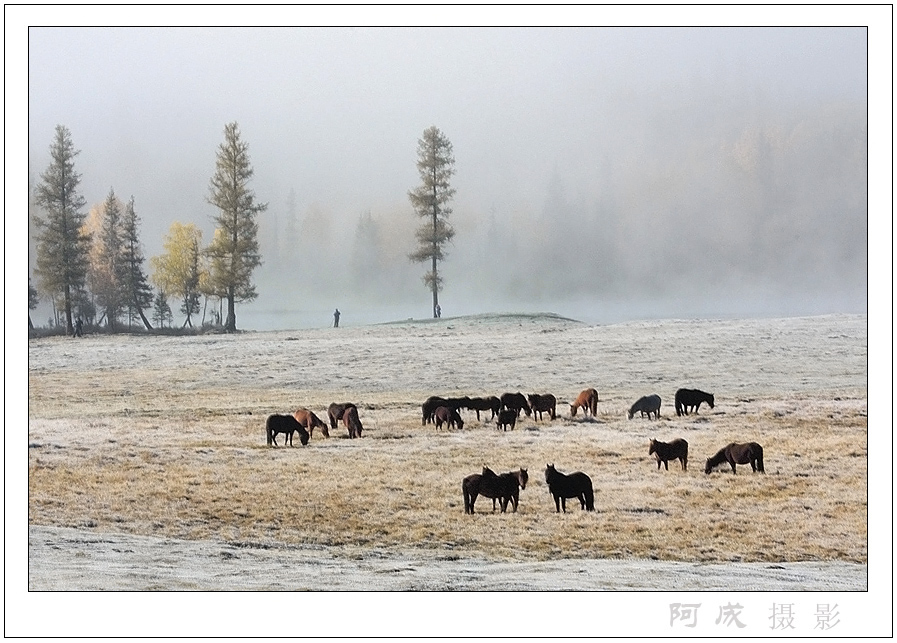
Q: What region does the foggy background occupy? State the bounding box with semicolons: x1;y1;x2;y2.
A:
26;25;868;330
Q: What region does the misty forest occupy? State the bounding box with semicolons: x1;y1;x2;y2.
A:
28;28;868;333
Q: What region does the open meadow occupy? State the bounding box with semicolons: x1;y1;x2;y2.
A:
27;313;867;590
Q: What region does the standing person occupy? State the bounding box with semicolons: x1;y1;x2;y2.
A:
333;308;340;328
435;304;441;318
74;317;83;337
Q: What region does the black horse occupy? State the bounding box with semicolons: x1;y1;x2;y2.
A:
495;409;518;431
463;467;529;514
501;392;531;418
675;389;715;416
704;442;765;474
421;396;449;425
628;394;661;420
544;464;594;512
649;438;688;471
266;414;310;447
467;396;501;421
527;393;557;421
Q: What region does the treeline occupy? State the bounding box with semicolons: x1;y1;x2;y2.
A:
30;123;265;335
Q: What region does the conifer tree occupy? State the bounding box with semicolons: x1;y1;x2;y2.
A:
206;122;267;332
408;126;456;318
33;125;91;335
121;196;154;329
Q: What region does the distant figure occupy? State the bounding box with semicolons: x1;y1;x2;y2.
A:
74;317;83;337
333;308;340;328
435;304;441;318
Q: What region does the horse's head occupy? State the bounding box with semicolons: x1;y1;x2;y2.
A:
569;404;578;417
627;408;635;420
708;394;715;409
648;438;657;455
704;458;713;474
300;431;310;446
544;464;555;482
518;468;529;489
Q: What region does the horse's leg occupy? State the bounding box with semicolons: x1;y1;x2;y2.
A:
663;459;669;471
561;497;567;513
554;495;560;513
681;456;687;471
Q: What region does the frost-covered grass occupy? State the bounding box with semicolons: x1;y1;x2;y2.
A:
28;313;867;563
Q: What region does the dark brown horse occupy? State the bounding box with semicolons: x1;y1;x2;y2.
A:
293;408;330;438
704;442;764;474
500;392;531;418
628;394;661;420
495;409;517;431
342;405;364;438
649;438;688;471
675;389;715;416
266;414;310;447
527;393;557;421
328;402;357;430
544;464;594;512
421;396;448;425
570;388;599;417
462;467;528;514
434;406;464;431
467;396;501;421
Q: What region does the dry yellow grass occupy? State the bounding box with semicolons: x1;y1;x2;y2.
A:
28;315;867;564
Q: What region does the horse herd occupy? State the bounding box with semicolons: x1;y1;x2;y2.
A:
264;387;765;515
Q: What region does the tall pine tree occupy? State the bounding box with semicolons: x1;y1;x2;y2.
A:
33;125;91;335
408;126;456;318
122;196;154;329
206;122;266;332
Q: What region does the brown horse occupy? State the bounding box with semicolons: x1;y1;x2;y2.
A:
327;402;357;430
704;442;765;474
266;414;310;447
434;406;464;431
570;388;599;417
421;396;449;425
649;438;688;471
463;467;528;514
342;405;364;438
293;408;329;439
527;393;557;421
495;409;517;431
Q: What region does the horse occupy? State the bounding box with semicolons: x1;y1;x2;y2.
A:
434;406;464;431
495;409;518;431
421;396;449;425
327;402;357;430
293;408;330;439
675;389;715;416
649;438;689;471
463;467;528;514
266;414;310;447
500;392;531;418
544;464;594;512
342;405;364;438
705;442;765;474
527;393;557;421
628;394;661;420
467;396;501;421
570;388;599;417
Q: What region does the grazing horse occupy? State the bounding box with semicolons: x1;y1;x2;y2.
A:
649;438;689;471
293;408;330;438
463;467;528;514
570;388;599;418
544;464;594;512
500;392;531;418
705;442;765;474
421;396;449;425
628;394;662;420
342;405;364;438
327;402;357;430
434;406;464;431
467;396;501;421
527;393;557;421
675;389;715;416
266;414;310;447
495;409;518;431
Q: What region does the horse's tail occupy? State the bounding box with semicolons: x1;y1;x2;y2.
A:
462;484;473;514
265;418;273;446
584;484;595;511
757;445;765;473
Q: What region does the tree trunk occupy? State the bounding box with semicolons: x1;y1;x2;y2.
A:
225;288;236;332
136;303;153;330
